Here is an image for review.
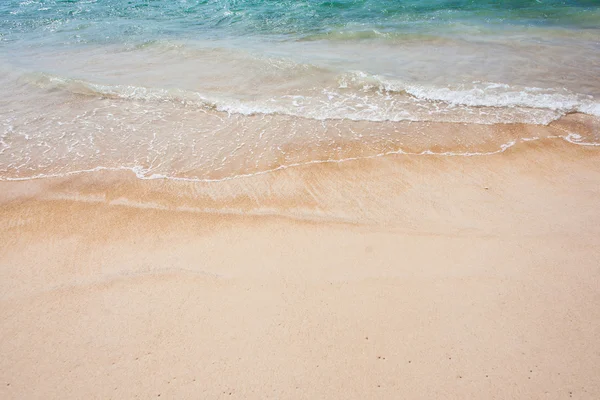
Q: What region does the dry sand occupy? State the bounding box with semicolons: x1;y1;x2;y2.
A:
1;138;599;399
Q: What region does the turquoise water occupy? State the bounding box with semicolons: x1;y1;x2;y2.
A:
2;0;600;44
1;0;599;180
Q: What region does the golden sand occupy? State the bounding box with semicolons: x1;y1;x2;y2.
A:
1;138;599;399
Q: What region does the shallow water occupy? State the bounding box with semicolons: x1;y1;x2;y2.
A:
1;0;599;180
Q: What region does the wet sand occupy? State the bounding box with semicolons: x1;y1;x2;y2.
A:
1;138;599;399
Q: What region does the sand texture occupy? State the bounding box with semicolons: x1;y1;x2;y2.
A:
1;139;599;399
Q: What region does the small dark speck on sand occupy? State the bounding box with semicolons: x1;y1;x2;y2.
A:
365;337;368;340
408;361;411;363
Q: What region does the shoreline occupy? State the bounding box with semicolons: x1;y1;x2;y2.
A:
1;139;599;398
2;112;598;183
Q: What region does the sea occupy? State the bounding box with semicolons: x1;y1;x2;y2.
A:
1;0;599;181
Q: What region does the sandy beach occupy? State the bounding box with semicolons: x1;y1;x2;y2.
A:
2;1;600;397
1;132;599;398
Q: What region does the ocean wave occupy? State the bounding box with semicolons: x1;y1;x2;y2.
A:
20;71;600;125
339;71;600;119
21;72;217;107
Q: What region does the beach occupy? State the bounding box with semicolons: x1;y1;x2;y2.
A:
2;130;599;398
2;0;600;398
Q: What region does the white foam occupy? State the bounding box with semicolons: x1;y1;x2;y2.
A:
22;71;600;126
563;132;600;147
379;77;600;118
